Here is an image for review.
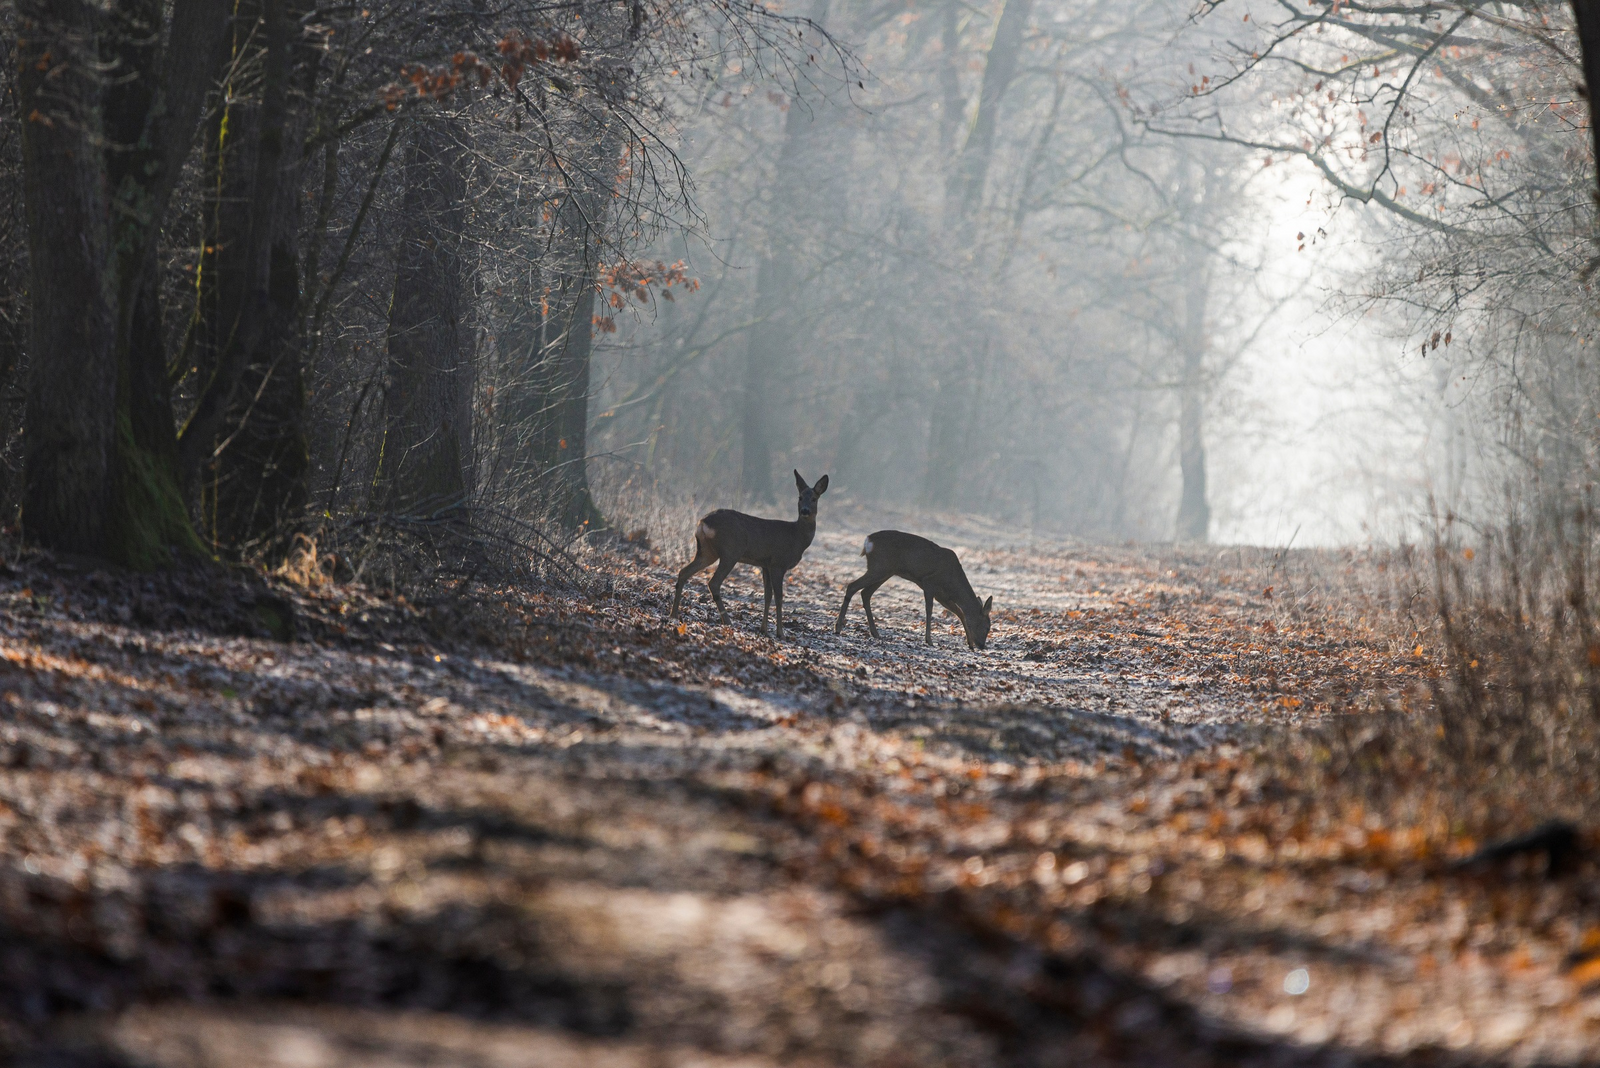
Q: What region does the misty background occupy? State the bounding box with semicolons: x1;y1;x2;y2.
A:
1;0;1586;559
587;0;1591;549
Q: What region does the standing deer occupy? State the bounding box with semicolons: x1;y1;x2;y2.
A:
671;470;829;639
834;530;993;650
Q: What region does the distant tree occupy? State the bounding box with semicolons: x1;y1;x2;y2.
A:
373;115;474;515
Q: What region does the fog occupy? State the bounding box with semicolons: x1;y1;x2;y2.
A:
587;0;1597;548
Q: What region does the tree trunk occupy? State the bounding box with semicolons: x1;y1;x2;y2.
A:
1174;239;1211;542
1574;1;1600;198
944;0;1034;225
209;215;313;547
373;116;474;515
15;0;117;555
205;0;319;551
494;0;644;529
529;178;607;529
206;22;318;551
548;269;601;526
494;177;606;529
102;0;229;566
920;355;972;509
496;263;548;494
18;0;226;565
181;0;315;547
923;0;1033;508
514;94;627;529
739;251;792;504
937;0;965;161
740;0;831;505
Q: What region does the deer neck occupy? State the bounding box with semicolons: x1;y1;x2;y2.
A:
792;514;817;547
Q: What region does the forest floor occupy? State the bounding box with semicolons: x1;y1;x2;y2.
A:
2;501;1599;1066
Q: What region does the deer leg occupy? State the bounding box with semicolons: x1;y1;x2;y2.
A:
672;545;717;619
774;570;786;640
759;568;773;636
860;580;886;640
924;589;935;645
835;576;868;634
707;558;738;625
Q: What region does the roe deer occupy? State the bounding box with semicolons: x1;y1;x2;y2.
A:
834;530;993;650
671;470;829;639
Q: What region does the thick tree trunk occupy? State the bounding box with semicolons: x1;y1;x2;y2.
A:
16;0;118;555
373;117;474;515
102;0;228;566
18;0;226;565
204;0;317;550
181;0;316;548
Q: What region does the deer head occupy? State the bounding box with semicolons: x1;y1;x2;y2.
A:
966;595;994;650
794;470;829;519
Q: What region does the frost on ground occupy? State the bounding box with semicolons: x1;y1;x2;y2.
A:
1;506;1598;1066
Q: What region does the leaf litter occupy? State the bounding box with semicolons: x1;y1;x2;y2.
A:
0;507;1597;1066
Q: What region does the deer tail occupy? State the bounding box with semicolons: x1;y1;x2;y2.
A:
860;535;874;557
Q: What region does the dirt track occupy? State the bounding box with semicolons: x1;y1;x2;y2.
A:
1;505;1595;1067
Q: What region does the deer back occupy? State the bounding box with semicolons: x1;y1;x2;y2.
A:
867;530;986;616
703;509;816;571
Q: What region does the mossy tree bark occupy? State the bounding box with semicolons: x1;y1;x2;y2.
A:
17;0;226;566
103;0;230;567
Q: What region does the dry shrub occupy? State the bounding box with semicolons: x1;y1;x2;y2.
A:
1263;505;1600;851
589;464;708;561
1420;505;1600;824
272;533;335;589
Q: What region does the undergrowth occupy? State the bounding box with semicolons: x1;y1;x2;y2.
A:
1270;504;1600;854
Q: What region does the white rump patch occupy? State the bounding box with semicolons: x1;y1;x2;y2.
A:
698;521;716;541
861;536;874;557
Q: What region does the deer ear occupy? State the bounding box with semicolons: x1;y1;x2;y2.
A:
813;474;829;495
983;596;993;613
794;469;806;492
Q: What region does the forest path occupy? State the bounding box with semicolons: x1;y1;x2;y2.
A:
681;498;1394;744
0;517;1593;1066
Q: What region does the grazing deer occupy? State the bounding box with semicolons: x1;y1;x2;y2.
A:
834;530;993;650
671;470;829;639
